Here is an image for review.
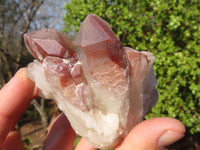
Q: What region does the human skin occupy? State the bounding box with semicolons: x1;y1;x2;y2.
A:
0;68;185;150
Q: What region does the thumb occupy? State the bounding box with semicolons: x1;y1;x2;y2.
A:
115;117;185;150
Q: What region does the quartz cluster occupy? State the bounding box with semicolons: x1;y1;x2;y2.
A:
24;14;158;149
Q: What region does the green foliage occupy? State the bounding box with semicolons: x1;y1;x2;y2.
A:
73;135;81;148
63;0;200;134
23;137;32;150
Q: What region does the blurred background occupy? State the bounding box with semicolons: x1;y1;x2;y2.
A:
0;0;200;149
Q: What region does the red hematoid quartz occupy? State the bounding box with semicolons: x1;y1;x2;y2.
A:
24;14;158;149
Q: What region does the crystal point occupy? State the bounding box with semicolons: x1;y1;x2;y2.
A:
24;28;75;61
75;14;127;68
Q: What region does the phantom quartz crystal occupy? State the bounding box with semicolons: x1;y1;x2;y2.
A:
24;14;158;149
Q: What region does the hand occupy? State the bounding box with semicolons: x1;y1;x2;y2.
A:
0;68;185;150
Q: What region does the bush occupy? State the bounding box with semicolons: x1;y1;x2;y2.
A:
63;0;200;134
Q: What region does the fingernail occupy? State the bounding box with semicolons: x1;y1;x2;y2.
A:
14;68;26;78
158;130;185;147
14;68;34;87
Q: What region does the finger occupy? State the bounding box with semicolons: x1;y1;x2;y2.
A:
32;85;39;99
0;68;35;144
0;130;25;150
75;138;98;150
43;113;76;150
115;117;186;150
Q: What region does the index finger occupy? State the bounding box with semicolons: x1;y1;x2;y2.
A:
0;68;35;144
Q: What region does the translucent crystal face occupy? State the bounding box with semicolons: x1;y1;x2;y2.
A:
74;14;128;68
24;14;158;149
24;28;75;61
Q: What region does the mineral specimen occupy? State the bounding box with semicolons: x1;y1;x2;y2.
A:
24;14;158;149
